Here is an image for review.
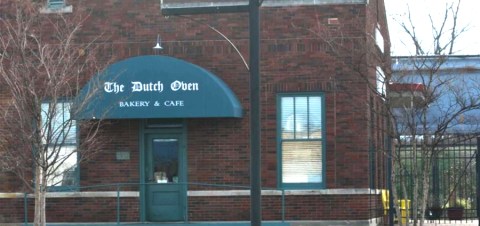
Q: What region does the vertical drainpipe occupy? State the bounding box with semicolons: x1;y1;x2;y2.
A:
249;0;261;225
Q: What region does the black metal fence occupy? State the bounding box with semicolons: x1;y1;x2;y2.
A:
395;135;479;222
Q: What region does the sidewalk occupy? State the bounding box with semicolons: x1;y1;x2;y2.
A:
411;220;478;225
2;222;290;226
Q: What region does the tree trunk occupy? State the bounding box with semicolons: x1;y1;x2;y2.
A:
420;175;430;226
400;169;409;226
34;165;46;226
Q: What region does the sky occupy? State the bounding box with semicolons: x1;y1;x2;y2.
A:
385;0;480;56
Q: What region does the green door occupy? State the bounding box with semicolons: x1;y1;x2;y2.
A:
145;133;185;222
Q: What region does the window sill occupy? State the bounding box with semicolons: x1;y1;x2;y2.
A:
188;188;379;196
40;5;73;14
0;189;380;199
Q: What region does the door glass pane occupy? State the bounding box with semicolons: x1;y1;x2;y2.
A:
152;139;178;183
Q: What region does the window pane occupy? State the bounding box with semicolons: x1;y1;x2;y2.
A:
52;103;66;143
279;94;324;187
48;0;65;8
41;102;76;144
41;101;78;188
294;97;308;139
308;97;322;139
62;103;76;144
376;66;386;96
282;140;322;183
64;120;77;144
46;146;77;187
41;103;50;144
281;97;294;139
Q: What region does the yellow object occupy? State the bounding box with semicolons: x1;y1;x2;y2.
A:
380;189;411;224
399;199;411;224
381;189;390;215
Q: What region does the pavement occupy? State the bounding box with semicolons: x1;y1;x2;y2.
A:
404;220;479;225
1;222;290;226
4;220;479;226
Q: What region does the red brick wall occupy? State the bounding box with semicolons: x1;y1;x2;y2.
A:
188;194;382;221
68;0;377;190
44;197;139;222
366;0;391;190
0;197;139;223
282;195;375;220
80;120;140;189
0;0;391;223
0;198;24;223
188;118;250;185
73;0;373;185
1;194;382;223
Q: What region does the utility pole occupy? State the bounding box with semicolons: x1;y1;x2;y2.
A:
249;0;262;225
162;1;262;225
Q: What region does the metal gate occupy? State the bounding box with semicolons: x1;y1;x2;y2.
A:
395;135;479;222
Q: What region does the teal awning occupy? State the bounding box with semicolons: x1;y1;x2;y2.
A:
74;55;243;119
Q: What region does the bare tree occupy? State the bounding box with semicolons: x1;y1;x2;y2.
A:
391;55;480;225
387;1;480;225
0;1;109;225
396;1;467;56
292;1;479;225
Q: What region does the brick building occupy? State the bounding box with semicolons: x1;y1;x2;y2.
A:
0;0;391;224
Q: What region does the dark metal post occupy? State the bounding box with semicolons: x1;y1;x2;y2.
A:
24;193;28;226
249;0;261;225
387;136;394;226
432;156;440;206
116;184;120;225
